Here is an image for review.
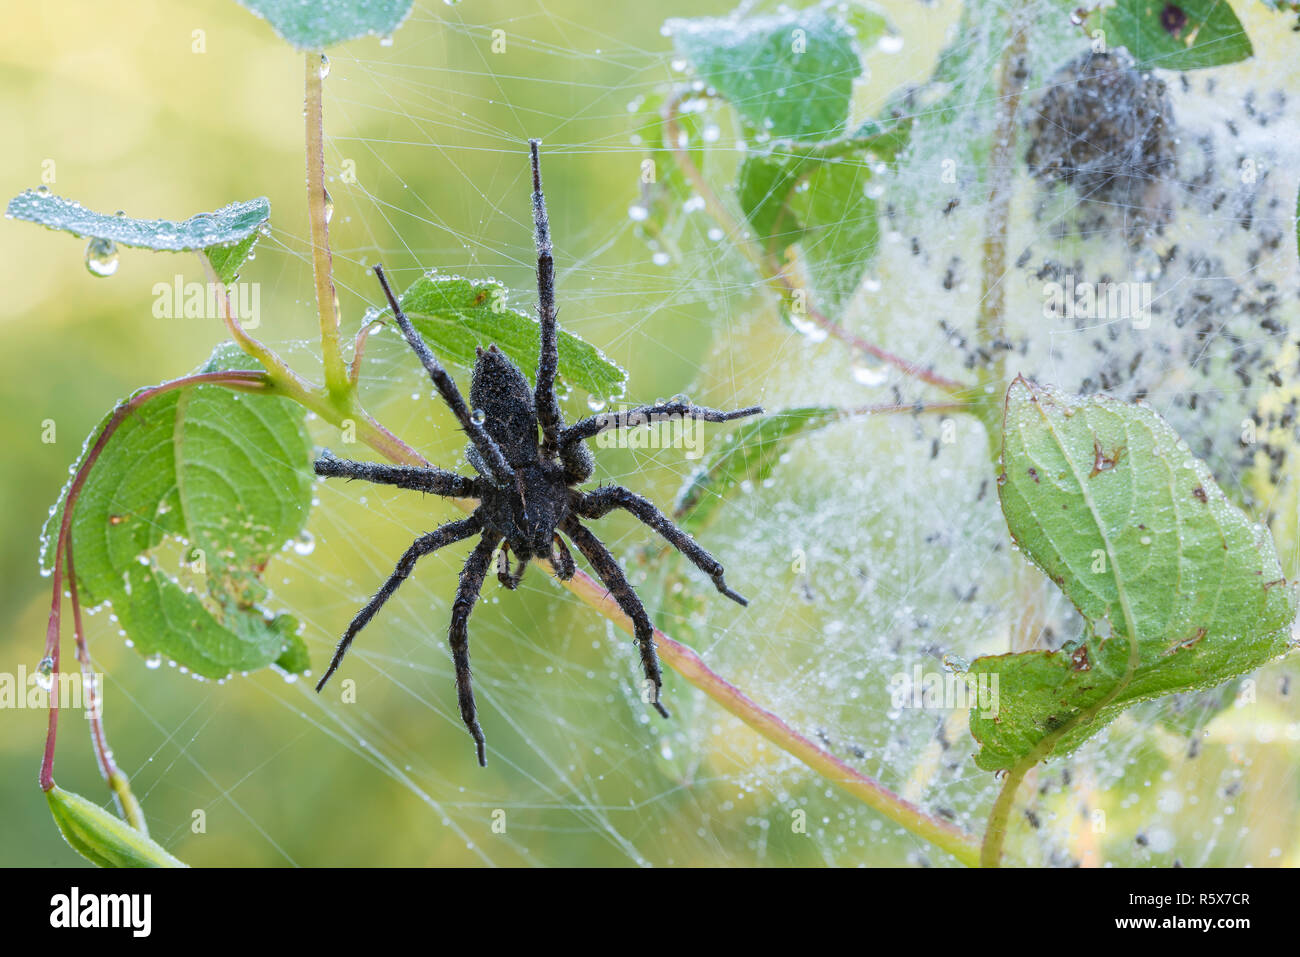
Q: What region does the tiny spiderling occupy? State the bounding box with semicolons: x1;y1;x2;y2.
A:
313;140;763;766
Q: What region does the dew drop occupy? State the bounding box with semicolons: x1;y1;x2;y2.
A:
36;656;55;691
318;54;330;79
852;358;888;387
84;237;119;277
292;531;316;556
323;188;335;224
627;204;649;222
471;408;487;425
587;395;608;412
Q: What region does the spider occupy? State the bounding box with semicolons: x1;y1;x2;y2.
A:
312;140;763;766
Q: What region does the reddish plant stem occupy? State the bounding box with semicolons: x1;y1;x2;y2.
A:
39;370;270;794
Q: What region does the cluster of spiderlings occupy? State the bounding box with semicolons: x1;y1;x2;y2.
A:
1024;49;1178;242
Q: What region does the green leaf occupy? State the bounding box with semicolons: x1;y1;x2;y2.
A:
5;190;269;282
736;120;907;313
968;379;1297;772
235;0;413;49
1100;0;1253;70
786;158;879;313
674;407;840;532
46;786;187;868
666;3;861;140
398;275;628;400
42;343;313;679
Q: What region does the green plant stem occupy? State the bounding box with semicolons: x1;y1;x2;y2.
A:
305;53;349;397
661;96;972;399
972;15;1030;439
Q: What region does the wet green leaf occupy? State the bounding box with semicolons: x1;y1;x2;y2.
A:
968;379;1297;772
666;3;861;140
399;274;628;400
1101;0;1253;70
41;344;313;679
235;0;413;50
5;190;269;283
46;786;187;868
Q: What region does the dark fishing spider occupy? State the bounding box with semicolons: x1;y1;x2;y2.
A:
313;140;762;766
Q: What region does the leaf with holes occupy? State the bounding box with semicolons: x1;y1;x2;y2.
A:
41;343;313;678
235;0;414;49
967;379;1296;772
1100;0;1253;71
5;190;269;284
399;275;628;401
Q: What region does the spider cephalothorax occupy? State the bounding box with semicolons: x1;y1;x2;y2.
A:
313;141;762;765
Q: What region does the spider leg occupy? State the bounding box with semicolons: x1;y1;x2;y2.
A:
315;450;478;497
315;514;482;693
576;485;749;606
560;402;763;451
562;517;670;719
372;264;515;486
528;140;565;454
550;533;575;581
451;532;501;766
495;543;527;590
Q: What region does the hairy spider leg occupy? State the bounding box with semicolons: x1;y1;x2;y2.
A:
562;517;670;719
550;533;576;581
314;451;478;497
577;485;749;606
372;263;515;486
495;542;528;590
528;140;565;453
452;533;501;766
315;514;483;692
560;401;764;450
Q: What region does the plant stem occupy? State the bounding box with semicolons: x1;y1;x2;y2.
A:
560;559;982;866
972;15;1030;437
305;52;349;397
40;370;271;802
661;95;972;398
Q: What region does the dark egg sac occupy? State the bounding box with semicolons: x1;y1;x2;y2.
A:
1024;49;1178;240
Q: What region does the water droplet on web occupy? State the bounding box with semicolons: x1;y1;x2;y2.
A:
652;252;670;266
587;395;608;412
789;313;828;342
84;237;119;277
323;188;335;224
877;34;904;54
36;656;55;691
292;531;316;556
318;54;330;79
627;204;649;222
379;33;394;46
471;408;487;425
852;358;888;387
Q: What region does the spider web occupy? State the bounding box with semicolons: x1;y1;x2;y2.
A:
49;0;1300;867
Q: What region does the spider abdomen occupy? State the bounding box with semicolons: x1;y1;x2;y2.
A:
469;344;539;468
